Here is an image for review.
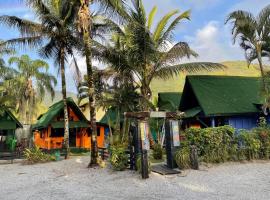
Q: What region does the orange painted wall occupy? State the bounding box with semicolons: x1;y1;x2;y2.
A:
34;125;105;150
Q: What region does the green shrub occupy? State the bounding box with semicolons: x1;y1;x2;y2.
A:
109;145;128;171
252;127;270;159
184;126;235;163
24;146;56;164
152;144;163;160
238;130;261;160
175;146;190;169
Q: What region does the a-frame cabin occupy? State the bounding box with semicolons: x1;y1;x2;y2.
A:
33;98;105;150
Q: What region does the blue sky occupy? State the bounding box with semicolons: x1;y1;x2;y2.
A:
0;0;270;93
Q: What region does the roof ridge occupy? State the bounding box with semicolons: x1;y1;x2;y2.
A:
186;75;260;79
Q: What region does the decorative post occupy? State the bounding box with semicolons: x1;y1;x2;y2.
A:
139;120;150;179
165;119;180;169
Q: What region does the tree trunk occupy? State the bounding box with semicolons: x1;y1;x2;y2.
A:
140;83;152;111
78;0;98;167
257;50;268;93
60;47;70;159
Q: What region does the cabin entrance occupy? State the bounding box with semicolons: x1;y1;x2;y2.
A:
69;128;76;147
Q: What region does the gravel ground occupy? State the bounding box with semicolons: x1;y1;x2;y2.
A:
0;157;270;200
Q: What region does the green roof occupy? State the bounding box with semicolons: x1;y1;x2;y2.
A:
158;92;182;112
33;98;89;129
51;121;89;129
180;76;263;117
99;107;122;126
0;109;23;130
183;107;202;118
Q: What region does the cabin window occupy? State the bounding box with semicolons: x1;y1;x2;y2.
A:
51;128;64;137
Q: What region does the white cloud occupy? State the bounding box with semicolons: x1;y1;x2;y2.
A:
184;21;244;62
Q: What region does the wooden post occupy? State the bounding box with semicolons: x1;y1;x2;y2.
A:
190;145;199;170
141;149;149;179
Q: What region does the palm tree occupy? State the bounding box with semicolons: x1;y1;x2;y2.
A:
226;5;270;96
93;0;224;110
0;40;16;111
0;0;80;158
75;0;126;166
8;55;57;124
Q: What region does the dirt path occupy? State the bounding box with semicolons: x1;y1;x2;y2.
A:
0;157;270;200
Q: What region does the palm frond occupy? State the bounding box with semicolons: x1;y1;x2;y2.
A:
147;6;157;29
158;10;190;45
154;62;225;80
153;9;179;42
0;15;42;37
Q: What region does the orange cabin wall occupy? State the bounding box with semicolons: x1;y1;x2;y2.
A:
34;106;105;150
34;125;105;150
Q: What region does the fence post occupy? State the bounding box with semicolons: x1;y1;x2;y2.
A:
190;145;199;170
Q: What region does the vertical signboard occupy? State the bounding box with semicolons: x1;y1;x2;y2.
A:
170;120;180;147
139;121;150;150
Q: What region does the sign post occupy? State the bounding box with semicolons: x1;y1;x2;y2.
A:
139;120;150;179
165;120;180;169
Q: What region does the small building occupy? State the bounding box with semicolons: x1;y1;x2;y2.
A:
179;75;264;129
0;109;23;151
32;98;106;150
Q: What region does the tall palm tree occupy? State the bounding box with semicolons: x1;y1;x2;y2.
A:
93;0;224;110
75;0;126;166
0;0;80;158
8;55;57;124
226;5;270;96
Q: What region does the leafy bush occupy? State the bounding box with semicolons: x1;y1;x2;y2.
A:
24;146;56;164
109;145;128;171
238;130;261;160
152;144;163;160
185;126;235;163
175;146;190;169
178;124;270;169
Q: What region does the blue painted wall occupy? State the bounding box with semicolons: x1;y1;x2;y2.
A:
227;116;258;130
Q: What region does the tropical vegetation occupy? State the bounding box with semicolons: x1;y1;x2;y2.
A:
24;146;56;164
93;0;224;110
175;120;270;169
226;5;270;111
7;55;56;124
0;0;270;170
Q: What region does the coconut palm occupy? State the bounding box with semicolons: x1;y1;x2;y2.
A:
0;0;80;158
0;40;16;110
75;0;126;166
7;55;57;124
226;5;270;95
93;0;224;110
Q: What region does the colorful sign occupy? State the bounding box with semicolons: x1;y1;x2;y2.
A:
139;121;150;150
171;120;180;147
